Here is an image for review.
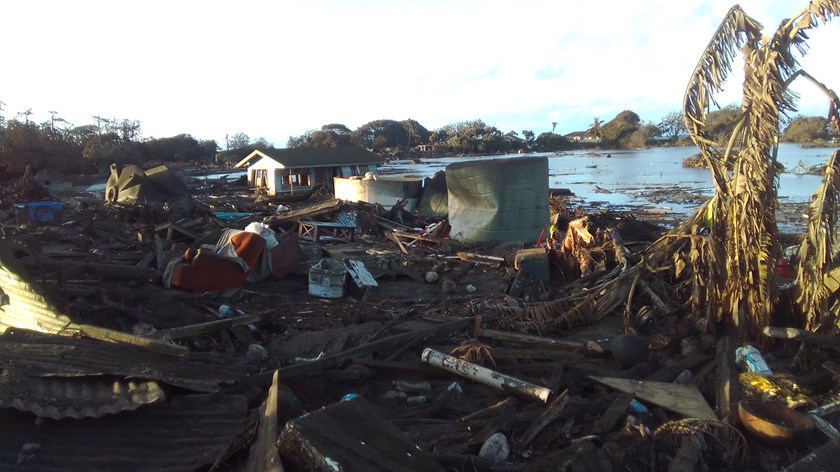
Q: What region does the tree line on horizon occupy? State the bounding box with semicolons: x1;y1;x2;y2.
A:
0;100;833;180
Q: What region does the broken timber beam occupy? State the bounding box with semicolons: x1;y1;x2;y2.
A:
151;314;262;342
517;389;569;447
75;322;188;357
716;335;738;422
242;317;476;387
245;370;284;472
22;259;158;279
764;326;840;351
479;328;585;351
456;252;505;267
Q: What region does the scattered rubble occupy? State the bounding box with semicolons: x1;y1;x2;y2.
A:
0;165;838;472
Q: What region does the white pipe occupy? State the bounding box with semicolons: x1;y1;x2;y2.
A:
420;348;553;403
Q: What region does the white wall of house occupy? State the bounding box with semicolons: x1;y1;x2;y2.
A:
247;156;285;195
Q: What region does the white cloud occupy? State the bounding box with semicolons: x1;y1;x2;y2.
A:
1;0;837;146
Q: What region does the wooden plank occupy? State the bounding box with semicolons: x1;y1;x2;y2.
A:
75;322;188;358
783;440;840;472
155;235;165;272
246;370;284;472
22;259;158;279
387;232;409;255
219;328;237;354
456;252;505;267
480;328;584;351
643;354;713;383
344;259;378;288
459;397;518;423
716;335;738;422
764;326;840;351
590;393;634;434
265;199;342;225
239;318;475;386
391;231;441;244
588;376;718;422
151;314;262;341
277;397;445;472
517;390;569;447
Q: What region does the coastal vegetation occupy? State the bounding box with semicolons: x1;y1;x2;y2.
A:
0;111;218;180
0;98;744;180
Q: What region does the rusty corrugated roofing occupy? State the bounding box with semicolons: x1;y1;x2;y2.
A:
0;393;252;471
0;329;243;419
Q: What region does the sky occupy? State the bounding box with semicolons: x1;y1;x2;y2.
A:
1;0;838;148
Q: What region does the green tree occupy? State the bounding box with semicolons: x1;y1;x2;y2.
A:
599;111;641;148
783;115;829;143
227;132;251;150
704;105;741;144
352;120;407;150
289;124;353;148
535;132;572;151
657;110;688;141
0;119;86;177
402;119;430;147
587;117;604;140
625;122;658;148
141;134;217;163
522;130;535;149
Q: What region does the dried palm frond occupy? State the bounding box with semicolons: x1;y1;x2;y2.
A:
551;297;598;330
646;1;840;343
797;154;840;332
562;217;594;253
450;341;495;367
653;419;715;441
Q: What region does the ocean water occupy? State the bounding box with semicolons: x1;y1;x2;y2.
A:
381;143;839;216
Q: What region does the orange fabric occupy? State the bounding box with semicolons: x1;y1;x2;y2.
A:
170;251;248;292
230;230;266;270
170;231;267;292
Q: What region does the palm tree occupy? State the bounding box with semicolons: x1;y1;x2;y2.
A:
645;1;840;342
587;117;603;140
551;122;557;134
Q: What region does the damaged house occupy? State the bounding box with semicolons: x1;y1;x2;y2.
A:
234;146;383;196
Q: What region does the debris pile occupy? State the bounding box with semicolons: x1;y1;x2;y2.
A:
0;167;839;472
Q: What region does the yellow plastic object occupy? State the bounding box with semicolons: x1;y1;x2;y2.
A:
739;372;813;409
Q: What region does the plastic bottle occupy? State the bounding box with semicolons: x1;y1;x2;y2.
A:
626;399;652;437
735;345;773;377
218;304;235;317
628;399;651;418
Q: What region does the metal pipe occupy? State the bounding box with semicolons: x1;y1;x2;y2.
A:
420;348;553;403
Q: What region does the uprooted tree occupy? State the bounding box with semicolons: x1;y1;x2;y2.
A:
645;0;840;344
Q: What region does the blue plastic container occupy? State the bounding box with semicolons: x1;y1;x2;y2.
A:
14;202;64;225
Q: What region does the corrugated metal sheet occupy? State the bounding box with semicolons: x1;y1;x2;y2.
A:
1;369;165;419
0;250;74;335
0;393;252;471
1;329;242;393
0;329;243;420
